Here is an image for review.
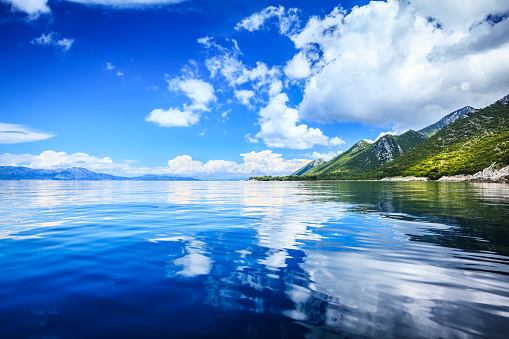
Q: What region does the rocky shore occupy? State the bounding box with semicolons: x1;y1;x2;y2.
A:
381;163;509;183
438;163;509;183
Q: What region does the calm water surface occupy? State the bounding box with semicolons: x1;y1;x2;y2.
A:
0;180;508;338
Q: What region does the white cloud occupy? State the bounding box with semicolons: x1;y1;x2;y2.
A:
166;150;310;177
31;32;74;51
235;5;300;35
364;131;398;144
328;137;346;147
116;71;124;77
66;0;185;7
290;0;509;129
0;150;181;177
245;133;258;144
0;123;54;144
56;38;74;51
106;62;115;70
29;150;113;169
239;150;308;175
235;6;285;32
1;150;315;179
284;52;311;80
145;108;199;127
268;80;283;97
255;93;345;149
167;155;203;172
148;77;215;128
206;52;280;90
306;151;342;161
0;153;37;166
2;0;49;17
408;0;509;31
3;0;185;17
0;150;170;177
168;78;216;111
197;36;227;52
234;90;255;107
219;109;231;122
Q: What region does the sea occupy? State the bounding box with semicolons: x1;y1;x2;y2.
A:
0;180;508;338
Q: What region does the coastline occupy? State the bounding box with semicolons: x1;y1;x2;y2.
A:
381;164;509;183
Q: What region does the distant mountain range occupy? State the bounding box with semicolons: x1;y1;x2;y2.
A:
262;94;509;181
0;166;199;181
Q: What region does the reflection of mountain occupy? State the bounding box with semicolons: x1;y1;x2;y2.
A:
3;180;507;337
301;181;509;255
152;181;509;337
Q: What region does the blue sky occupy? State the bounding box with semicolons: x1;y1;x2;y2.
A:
1;0;509;178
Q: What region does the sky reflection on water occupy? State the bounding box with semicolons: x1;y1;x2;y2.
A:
0;180;508;338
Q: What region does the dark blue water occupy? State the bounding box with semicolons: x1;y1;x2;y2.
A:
1;180;508;338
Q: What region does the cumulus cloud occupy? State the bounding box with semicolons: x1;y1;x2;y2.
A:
234;90;255;107
147;77;216;128
168;155;203;172
284;52;311;80
306;150;342;161
289;0;509;129
28;150;113;169
145;108;199;127
2;0;49;17
168;78;216;111
106;62;115;70
0;123;54;144
31;32;74;51
408;0;509;31
268;80;283;97
0;153;37;166
254;93;345;149
1;150;315;179
166;150;310;177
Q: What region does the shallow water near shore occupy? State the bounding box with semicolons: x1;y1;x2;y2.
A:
0;180;508;338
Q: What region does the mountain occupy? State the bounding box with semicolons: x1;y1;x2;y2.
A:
369;94;509;179
0;166;199;181
297;130;427;178
291;158;325;176
302;140;371;176
418;106;475;137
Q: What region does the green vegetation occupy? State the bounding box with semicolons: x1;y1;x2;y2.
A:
251;94;509;181
293;130;427;178
304;140;371;176
291;158;325;176
369;97;509;179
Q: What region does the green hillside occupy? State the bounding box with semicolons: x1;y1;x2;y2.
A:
303;140;371;176
368;95;509;179
298;130;427;178
291;158;325;176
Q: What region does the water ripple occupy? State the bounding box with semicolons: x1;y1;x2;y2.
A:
0;180;508;338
